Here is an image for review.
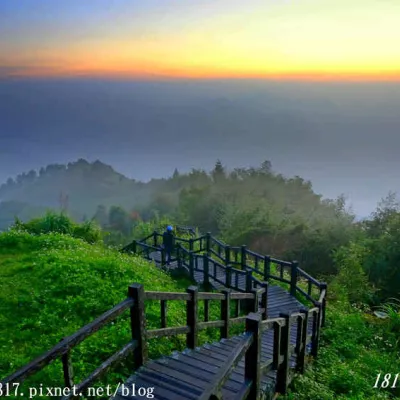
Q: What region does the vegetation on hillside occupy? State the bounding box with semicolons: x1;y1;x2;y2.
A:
284;288;400;400
2;160;400;399
0;158;357;277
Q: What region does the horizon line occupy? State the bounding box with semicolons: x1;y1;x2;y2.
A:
1;70;400;83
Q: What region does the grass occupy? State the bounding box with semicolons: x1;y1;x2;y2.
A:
282;297;400;400
0;230;230;399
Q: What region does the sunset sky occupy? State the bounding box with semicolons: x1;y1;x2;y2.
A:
1;0;399;80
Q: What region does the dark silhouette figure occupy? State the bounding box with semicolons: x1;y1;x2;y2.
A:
162;225;175;265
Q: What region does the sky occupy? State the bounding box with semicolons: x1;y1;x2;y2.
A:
1;0;400;80
0;1;399;218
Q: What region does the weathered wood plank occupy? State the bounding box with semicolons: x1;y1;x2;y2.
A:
146;326;191;339
198;320;225;330
145;292;191;300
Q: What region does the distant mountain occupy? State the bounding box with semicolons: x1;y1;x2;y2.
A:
0;159;156;226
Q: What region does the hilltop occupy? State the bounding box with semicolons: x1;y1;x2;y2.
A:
0;159;142;221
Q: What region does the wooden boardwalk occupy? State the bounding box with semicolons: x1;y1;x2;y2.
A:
147;250;250;292
111;285;315;400
1;230;326;400
110;240;320;400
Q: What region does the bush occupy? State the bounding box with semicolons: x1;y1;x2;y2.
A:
11;212;102;244
332;242;375;304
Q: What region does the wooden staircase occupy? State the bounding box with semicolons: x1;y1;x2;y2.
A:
111;285;316;400
1;229;327;400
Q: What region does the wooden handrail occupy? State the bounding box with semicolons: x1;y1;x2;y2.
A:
199;333;254;400
318;289;327;303
128;229;326;310
60;341;138;400
1;297;133;386
297;267;321;287
245;248;263;259
145;292;191;301
269;257;292;267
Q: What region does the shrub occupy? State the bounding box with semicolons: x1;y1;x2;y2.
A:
11;212;102;244
332;242;375;304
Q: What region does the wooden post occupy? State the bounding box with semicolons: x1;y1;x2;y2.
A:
153;231;158;247
186;286;199;349
235;299;241;317
297;308;309;373
245;313;262;400
225;246;231;266
161;300;167;328
320;282;327;327
243;269;253;313
290;261;298;297
226;265;232;288
161;248;166;266
311;303;322;358
276;313;291;394
272;321;282;370
295;314;303;356
246;268;253;292
128;283;148;368
251;289;262;313
61;348;74;389
241;245;247;270
203;254;210;290
221;289;231;339
132;240;137;254
204;299;210;322
189;238;194;252
264;255;271;281
189;251;195;280
261;284;268;320
176;244;182;269
206;232;211;255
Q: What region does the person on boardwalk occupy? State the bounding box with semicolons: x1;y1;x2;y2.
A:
162;225;175;265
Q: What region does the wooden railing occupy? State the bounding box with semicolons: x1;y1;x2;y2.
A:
1;283;325;399
123;230;327;325
0;284;264;396
0;295;137;399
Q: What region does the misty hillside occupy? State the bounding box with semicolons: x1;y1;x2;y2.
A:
0;158;345;227
0;159;145;218
0;158;356;278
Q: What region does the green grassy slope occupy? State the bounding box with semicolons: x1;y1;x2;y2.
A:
0;231;201;396
283;300;400;400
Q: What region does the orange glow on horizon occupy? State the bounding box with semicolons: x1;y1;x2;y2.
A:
1;0;400;82
3;64;400;83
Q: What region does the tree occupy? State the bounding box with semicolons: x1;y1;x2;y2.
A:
93;205;108;228
26;170;37;183
366;192;400;238
108;206;131;235
212;160;226;183
260;160;272;174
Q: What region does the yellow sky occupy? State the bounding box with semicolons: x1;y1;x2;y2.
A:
1;0;400;80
